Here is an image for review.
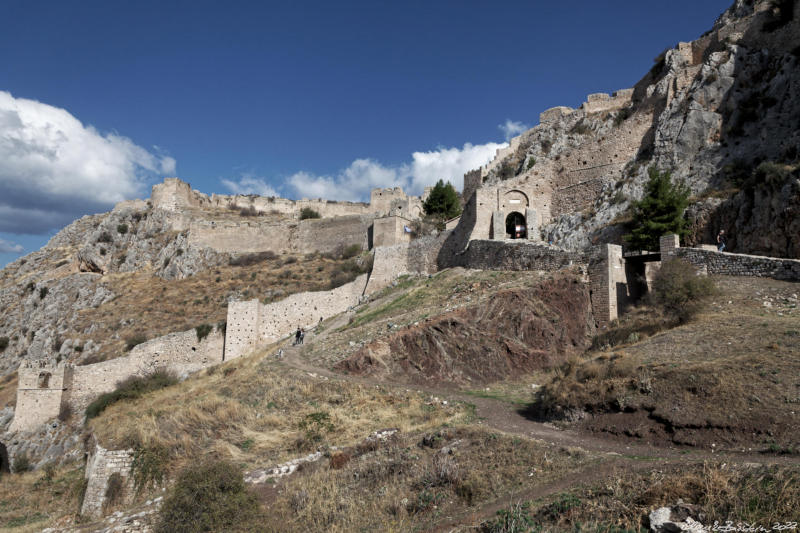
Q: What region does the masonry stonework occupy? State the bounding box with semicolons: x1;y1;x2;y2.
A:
9;328;225;433
225;274;369;359
81;443;136;517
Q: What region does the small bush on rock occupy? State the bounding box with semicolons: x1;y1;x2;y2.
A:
12;453;31;473
156;460;265;533
0;336;8;352
650;258;715;323
299;207;321;220
85;369;178;419
132;444;170;493
116;223;128;234
195;324;213;342
228;251;277;266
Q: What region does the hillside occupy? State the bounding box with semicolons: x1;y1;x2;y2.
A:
0;1;799;532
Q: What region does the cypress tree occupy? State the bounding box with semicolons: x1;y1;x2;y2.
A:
625;167;690;251
423;179;462;219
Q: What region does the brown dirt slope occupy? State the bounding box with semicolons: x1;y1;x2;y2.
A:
336;276;593;386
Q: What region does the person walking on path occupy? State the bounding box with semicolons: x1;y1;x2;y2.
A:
295;326;302;346
298;328;305;345
717;229;727;252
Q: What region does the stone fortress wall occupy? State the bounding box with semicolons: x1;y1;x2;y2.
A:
225;274;369;360
8;328;225;434
148;178;428;256
80;443;135;517
187;214;374;255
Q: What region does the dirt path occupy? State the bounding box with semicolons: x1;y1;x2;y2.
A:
272;325;796;529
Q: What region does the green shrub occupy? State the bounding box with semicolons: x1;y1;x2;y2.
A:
341;244;362;259
104;472;125;509
12;453;31;473
132;444;170;493
0;336;8;352
97;231;113;243
239;206;261;217
298;411;334;443
481;501;538;532
216;321;227;336
228;251;277;266
613;107;631;127
85;369;177;419
299;207;321;220
195;324;213;342
117;223;128;234
650;258;716;323
156;460;265;533
39;287;48;299
751;161;791;189
525;157;536;170
570;120;591;135
125;334;147;351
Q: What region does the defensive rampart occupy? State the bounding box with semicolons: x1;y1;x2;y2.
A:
81;443;135;517
188;214;373;255
661;236;800;281
225;274;369;359
8;328;224;433
365;234;448;294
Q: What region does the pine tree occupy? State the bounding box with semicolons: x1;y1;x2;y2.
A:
625;167;690;251
423;179;462;220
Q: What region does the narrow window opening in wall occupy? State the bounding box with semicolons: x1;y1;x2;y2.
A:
38;372;51;388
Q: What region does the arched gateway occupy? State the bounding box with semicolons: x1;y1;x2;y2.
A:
505;212;527;239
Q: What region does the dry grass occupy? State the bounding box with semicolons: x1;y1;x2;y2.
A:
0;465;85;532
0;371;17;408
533;276;800;451
266;427;598;532
72;252;363;364
89;348;468;486
304;268;569;368
519;462;800;531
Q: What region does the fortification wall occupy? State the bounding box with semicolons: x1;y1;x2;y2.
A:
8;361;73;433
580;89;633;114
8;328;225;433
225;275;368;359
371;187;409;215
81;443;135;517
189;221;291;253
365;234;447;295
69;329;224;415
456;240;585;272
188;215;373;255
672;248;800;281
209;194;373;218
151;178;211;211
373;216;412;247
295;215;372;254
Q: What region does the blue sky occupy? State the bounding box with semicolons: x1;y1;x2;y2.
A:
0;0;731;265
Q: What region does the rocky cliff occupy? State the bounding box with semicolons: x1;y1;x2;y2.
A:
478;0;799;257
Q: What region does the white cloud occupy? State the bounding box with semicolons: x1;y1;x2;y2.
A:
408;142;505;193
284;142;506;202
0;91;175;234
221;174;279;197
0;237;23;253
499;119;529;141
